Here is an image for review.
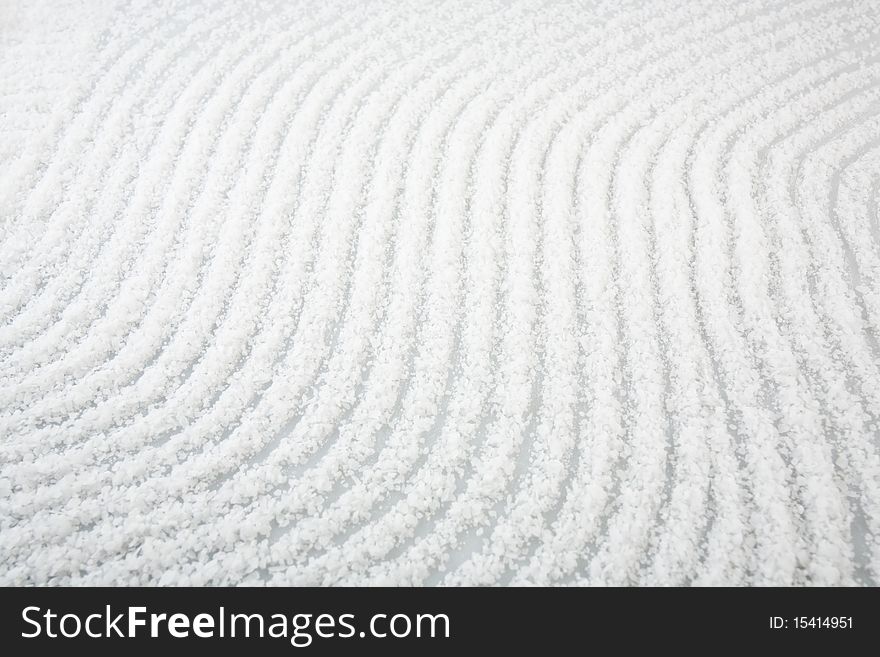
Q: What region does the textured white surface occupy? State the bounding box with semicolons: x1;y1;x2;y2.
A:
1;0;880;586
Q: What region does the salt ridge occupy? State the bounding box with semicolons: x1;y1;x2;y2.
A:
1;0;878;586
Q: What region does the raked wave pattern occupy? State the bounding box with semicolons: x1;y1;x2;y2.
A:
1;0;880;586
